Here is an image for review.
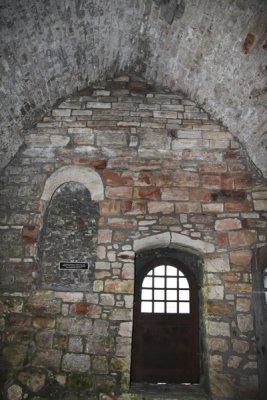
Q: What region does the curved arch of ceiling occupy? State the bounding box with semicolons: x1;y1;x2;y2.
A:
1;0;267;177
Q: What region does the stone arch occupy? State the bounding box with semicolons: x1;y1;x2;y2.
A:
133;232;215;255
41;165;104;202
132;232;214;391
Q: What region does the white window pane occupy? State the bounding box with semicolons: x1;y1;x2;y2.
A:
166;302;177;313
179;302;190;314
154;277;165;288
142;289;152;300
166;277;177;288
143;277;152;288
179;290;190;301
167;290;177;300
141;302;152;313
154;265;165;276
179;270;184;277
155;289;165;300
166;265;177;276
147;270;152;275
179;277;189;289
154;302;164;313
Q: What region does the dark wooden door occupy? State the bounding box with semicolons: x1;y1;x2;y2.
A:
131;259;199;384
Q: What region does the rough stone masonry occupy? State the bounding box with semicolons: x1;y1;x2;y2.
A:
0;76;267;400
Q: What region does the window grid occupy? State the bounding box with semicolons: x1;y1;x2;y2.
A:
141;265;190;314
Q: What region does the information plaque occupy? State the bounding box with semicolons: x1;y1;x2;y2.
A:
59;262;89;270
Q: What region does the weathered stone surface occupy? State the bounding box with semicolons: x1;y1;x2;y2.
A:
237;314;254;333
215;218;242;231
32;350;62;370
7;384;23;400
208;321;230;337
230;250;252;266
232;339;250;354
228;230;257;249
209;372;236;398
205;254;230;272
18;369;46;393
62;353;91;372
208;338;229;353
3;344;27;367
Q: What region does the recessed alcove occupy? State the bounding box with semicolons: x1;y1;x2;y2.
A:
39;182;99;290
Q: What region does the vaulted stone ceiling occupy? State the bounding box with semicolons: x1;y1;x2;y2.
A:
1;0;267;176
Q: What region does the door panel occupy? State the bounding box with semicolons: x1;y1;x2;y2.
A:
131;259;199;384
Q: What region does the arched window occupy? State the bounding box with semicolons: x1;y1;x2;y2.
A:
141;265;190;314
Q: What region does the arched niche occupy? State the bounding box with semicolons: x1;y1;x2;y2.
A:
38;166;103;290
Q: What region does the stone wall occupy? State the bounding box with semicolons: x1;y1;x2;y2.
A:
0;76;267;400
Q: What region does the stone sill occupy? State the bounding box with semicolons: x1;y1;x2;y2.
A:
130;382;210;399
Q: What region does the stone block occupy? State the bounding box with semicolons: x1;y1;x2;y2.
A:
106;186;132;199
162;187;189;200
134;187;160;200
62;353;91;372
172;139;210;150
228;230;257;249
33;316;55;329
205;254;230;272
232;339;249;354
202;203;224;213
119;322;132;337
253;199;267;210
110;308;132;321
209;354;223;371
69;336;83;353
153;110;177;119
108;217;137;229
104;279;134;294
236;297;251;312
175;202;201;213
3;344;27;367
54;292;84;303
35;330;54;348
7;384;23;400
148;201;174;214
69;304;101;318
86;102;111;109
32;350;62;370
215;218;242;231
227;355;242;368
230;250;252;266
96;131;127;147
100;293;115;306
92;355;109;374
208;338;229;352
52;109;71;117
18;369;46;393
207;286;224;300
25;299;61;314
208;321;230;337
98;229;112;243
237;314;253;332
209;371;236;399
50;135;70;146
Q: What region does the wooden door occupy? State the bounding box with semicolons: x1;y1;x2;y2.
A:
131;258;199;384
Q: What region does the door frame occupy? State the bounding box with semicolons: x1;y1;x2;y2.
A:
131;247;204;386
